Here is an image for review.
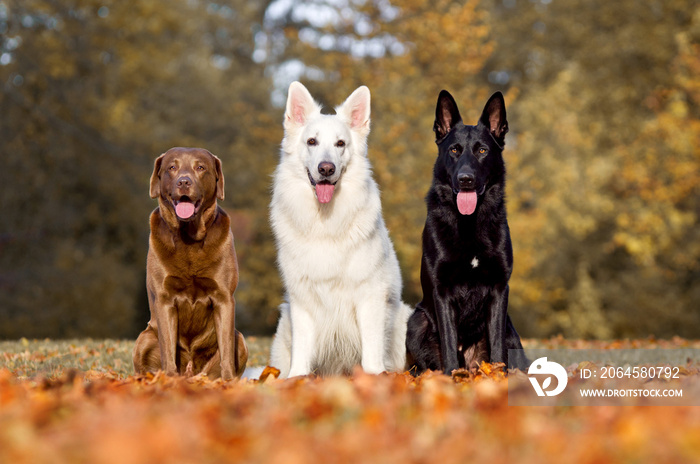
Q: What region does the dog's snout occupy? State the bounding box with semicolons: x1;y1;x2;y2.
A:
318;162;336;178
458;173;476;190
177;176;192;188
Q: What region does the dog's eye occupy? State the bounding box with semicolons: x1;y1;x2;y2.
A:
336;140;345;148
479;148;487;155
450;147;459;154
307;138;317;146
168;165;177;171
196;165;206;171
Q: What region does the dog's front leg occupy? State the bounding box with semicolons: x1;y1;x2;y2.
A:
505;314;529;369
357;297;387;374
487;284;509;365
287;305;315;377
434;287;460;375
155;299;179;376
213;294;236;380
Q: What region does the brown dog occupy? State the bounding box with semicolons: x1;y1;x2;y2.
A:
133;147;248;380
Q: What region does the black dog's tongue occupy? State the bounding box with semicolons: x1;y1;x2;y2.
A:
457;191;477;215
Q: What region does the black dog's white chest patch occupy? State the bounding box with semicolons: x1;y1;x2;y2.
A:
471;257;479;268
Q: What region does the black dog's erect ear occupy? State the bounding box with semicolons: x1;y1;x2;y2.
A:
434;90;462;143
479;91;508;146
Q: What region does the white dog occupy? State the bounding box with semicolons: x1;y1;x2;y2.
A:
269;82;411;378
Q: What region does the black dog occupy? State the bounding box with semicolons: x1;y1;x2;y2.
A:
406;90;528;375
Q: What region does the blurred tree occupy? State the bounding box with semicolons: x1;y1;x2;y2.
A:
485;0;700;337
0;0;281;338
1;0;698;341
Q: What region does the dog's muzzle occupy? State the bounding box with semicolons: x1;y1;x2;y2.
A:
307;169;317;186
172;195;202;220
306;168;338;204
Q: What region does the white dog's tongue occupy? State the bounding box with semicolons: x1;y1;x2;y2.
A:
457;191;477;215
175;202;195;219
316;183;335;204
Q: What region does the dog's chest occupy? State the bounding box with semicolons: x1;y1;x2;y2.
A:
279;221;386;284
434;250;502;290
164;275;219;306
165;275;218;335
162;235;226;275
177;298;216;340
430;221;509;285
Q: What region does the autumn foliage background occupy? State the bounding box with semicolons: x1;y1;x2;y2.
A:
2;2;700;462
1;0;699;340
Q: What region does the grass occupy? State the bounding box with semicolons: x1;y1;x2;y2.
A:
3;336;699;379
0;336;273;379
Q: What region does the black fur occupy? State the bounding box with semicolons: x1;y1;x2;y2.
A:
406;90;529;375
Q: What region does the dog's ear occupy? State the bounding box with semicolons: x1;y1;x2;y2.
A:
213;154;225;201
150;154;165;199
284;81;320;130
337;85;371;135
434;90;462;143
479;91;508;146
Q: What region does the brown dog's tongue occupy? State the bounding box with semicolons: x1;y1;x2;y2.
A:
176;202;195;219
315;183;335;204
457;191;477;215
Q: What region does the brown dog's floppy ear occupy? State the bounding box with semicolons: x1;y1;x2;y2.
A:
150;154;165;199
214;155;225;200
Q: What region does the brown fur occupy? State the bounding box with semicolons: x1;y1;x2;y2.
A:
462;336;489;370
133;147;248;380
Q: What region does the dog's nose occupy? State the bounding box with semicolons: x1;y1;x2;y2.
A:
318;162;336;177
177;176;192;188
458;173;475;190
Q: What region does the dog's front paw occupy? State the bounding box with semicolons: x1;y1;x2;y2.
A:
360;361;386;375
287;368;310;378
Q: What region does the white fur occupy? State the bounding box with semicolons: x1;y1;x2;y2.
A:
269;82;411;378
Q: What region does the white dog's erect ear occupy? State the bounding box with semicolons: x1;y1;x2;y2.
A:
338;85;371;133
284;81;320;129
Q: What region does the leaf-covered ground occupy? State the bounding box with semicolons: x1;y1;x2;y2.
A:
1;337;700;463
